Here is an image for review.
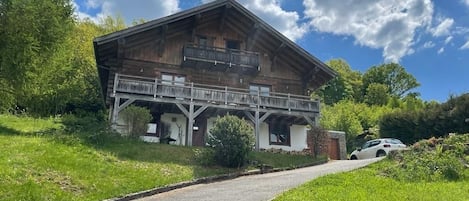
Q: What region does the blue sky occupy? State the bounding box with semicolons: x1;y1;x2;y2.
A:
74;0;469;102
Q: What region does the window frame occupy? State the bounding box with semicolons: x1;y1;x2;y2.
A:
268;120;291;146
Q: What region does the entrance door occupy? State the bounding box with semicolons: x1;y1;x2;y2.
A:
328;138;340;160
192;117;207;146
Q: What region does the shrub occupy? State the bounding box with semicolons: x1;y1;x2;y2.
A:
120;105;152;137
384;134;469;182
208;115;254;168
61;113;118;146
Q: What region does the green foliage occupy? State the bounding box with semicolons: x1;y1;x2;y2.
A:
316;59;362;105
320;101;363;151
0;0;74;113
120;105;152;137
362;63;419;98
208;115;254;168
364;83;389;106
384;134;468;182
380;93;469;143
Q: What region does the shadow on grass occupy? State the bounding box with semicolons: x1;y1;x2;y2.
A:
0;125;22;135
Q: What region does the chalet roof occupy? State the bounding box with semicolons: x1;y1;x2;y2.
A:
94;0;336;91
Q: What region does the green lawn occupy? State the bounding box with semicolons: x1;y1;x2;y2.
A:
274;159;469;201
0;115;321;200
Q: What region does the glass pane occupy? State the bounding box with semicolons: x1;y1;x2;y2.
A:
270;133;278;143
162;74;173;85
174;76;185;86
260;86;270;96
249;85;259;95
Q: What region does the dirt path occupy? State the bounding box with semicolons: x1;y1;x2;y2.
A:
135;157;383;201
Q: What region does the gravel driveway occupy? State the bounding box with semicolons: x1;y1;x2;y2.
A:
135;157;383;201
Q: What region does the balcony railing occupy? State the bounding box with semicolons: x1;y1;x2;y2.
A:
112;73;319;113
182;44;260;71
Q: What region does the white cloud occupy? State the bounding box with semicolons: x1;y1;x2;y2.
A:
76;0;306;41
423;41;435;48
430;18;454;37
461;40;469;50
444;36;453;44
437;47;444;54
237;0;307;41
75;0;180;25
73;1;99;22
454;26;469;35
303;0;434;62
464;0;469;7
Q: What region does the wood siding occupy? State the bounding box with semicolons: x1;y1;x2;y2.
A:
115;21;306;99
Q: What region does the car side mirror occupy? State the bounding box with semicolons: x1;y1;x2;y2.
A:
357;147;362;151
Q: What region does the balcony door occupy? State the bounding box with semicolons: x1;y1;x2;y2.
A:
249;84;270;96
249;84;270;106
161;74;186;99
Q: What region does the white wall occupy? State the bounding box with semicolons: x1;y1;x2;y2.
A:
207;116;307;151
259;123;308;151
161;113;187;145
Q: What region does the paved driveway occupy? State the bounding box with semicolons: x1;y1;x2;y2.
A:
136;157;383;201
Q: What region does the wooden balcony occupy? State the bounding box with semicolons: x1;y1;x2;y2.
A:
182;44;260;73
112;74;319;113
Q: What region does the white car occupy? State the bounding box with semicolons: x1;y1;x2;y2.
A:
350;138;407;160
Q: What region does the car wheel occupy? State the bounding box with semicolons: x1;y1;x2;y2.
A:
376;150;386;157
350;155;357;160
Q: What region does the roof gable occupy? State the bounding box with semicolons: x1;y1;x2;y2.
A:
94;0;336;90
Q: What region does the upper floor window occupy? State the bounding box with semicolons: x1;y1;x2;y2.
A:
198;36;213;48
226;40;240;50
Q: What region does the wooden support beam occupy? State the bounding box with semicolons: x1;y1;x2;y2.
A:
255;110;260;151
111;96;135;128
218;4;231;31
244;111;255;122
175;103;207;146
304;115;319;127
117;98;136;113
245;110;270;151
259;111;271;122
271;42;285;71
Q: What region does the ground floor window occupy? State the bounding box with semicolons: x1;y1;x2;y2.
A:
269;120;290;146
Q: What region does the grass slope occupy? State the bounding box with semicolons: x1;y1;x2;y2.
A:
274;160;469;201
0;115;319;200
275;134;469;201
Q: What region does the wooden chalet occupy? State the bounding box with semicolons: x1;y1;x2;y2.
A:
93;0;336;151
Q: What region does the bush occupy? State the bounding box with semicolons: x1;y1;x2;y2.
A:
208;115;254;168
61;114;118;146
120;105;152;137
384;134;469;182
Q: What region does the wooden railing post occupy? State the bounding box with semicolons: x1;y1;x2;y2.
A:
224;86;228;105
257;90;260;109
190;82;194;101
112;73;119;96
153;78;158;98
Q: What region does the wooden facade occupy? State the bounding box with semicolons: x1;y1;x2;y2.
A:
94;0;336;150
